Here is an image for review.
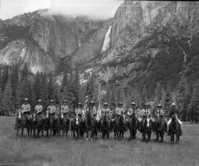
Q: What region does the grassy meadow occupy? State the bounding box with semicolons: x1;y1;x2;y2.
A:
0;117;199;166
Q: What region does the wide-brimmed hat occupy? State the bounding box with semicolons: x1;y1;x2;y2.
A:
131;102;136;105
63;100;67;103
38;99;42;102
157;104;162;107
104;102;108;106
172;103;176;106
118;102;123;105
24;98;28;101
50;100;54;103
90;101;95;105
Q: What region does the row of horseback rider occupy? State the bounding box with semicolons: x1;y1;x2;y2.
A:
15;98;183;135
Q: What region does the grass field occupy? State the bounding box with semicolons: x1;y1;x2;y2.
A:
0;117;199;166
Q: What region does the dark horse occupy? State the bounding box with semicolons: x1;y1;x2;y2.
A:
58;112;70;136
169;114;181;143
100;114;110;140
154;114;166;142
114;115;125;139
15;110;26;136
32;112;43;137
41;111;51;137
84;110;98;141
128;113;139;140
71;115;82;139
141;117;153;142
49;113;59;136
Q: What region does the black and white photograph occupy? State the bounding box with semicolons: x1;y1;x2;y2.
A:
0;0;199;166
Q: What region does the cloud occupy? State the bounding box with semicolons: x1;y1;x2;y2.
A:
49;0;123;20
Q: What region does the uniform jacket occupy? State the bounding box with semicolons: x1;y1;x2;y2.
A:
21;104;31;113
35;105;43;113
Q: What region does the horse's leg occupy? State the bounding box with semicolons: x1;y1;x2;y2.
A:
161;132;164;142
156;132;159;141
21;127;24;136
16;127;19;136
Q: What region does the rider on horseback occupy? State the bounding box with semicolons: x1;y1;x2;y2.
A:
75;103;83;120
155;104;165;120
127;102;137;119
21;98;31;120
34;99;45;120
167;103;183;135
61;100;69;118
101;102;111;130
47;100;57;119
115;102;127;131
141;103;151;130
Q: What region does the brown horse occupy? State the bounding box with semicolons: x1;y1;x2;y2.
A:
114;115;126;139
154;114;166;142
15;110;26;136
141;117;153;142
128;113;139;140
84;110;98;141
169;114;181;143
71;115;82;139
100;114;110;140
41;111;51;137
32;112;43;137
58;112;70;136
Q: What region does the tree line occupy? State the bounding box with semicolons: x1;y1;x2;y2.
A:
0;63;198;123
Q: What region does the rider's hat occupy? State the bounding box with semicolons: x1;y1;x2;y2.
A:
172;103;176;106
90;101;95;105
78;102;82;105
104;102;108;106
38;99;42;102
145;103;149;106
63;100;67;103
157;104;162;107
131;102;136;105
50;100;54;103
24;98;28;101
118;102;123;105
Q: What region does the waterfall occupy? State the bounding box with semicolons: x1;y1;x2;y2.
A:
101;26;112;53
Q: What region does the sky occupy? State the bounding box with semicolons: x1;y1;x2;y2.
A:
0;0;124;20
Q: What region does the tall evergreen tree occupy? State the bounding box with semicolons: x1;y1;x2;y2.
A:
3;79;13;114
18;79;30;106
2;66;9;91
188;80;199;123
32;72;42;106
176;74;190;121
0;87;4;114
164;84;172;116
20;63;29;84
10;63;19;110
41;73;48;108
48;74;54;100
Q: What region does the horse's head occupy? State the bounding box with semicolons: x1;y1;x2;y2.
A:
46;110;49;119
17;110;22;119
61;112;64;119
146;118;151;128
33;113;37;122
75;116;79;125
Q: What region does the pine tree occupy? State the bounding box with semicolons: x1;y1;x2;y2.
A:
20;63;29;84
48;74;54;100
188;80;199;123
41;73;48;108
86;74;95;102
0;88;4;115
10;63;19;111
164;84;172;116
2;66;9;91
176;74;190;121
32;72;42;106
18;79;30;106
3;79;13;115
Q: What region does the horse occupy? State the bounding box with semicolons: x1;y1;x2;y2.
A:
41;110;51;137
84;110;98;141
15;110;26;136
169;114;181;143
114;115;126;139
58;112;70;136
100;114;110;140
141;117;153;142
49;112;59;136
128;113;139;140
32;112;43;137
70;115;82;139
154;114;166;142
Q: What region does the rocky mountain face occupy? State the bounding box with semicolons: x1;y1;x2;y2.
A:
0;10;108;73
1;1;199;93
80;1;199;94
